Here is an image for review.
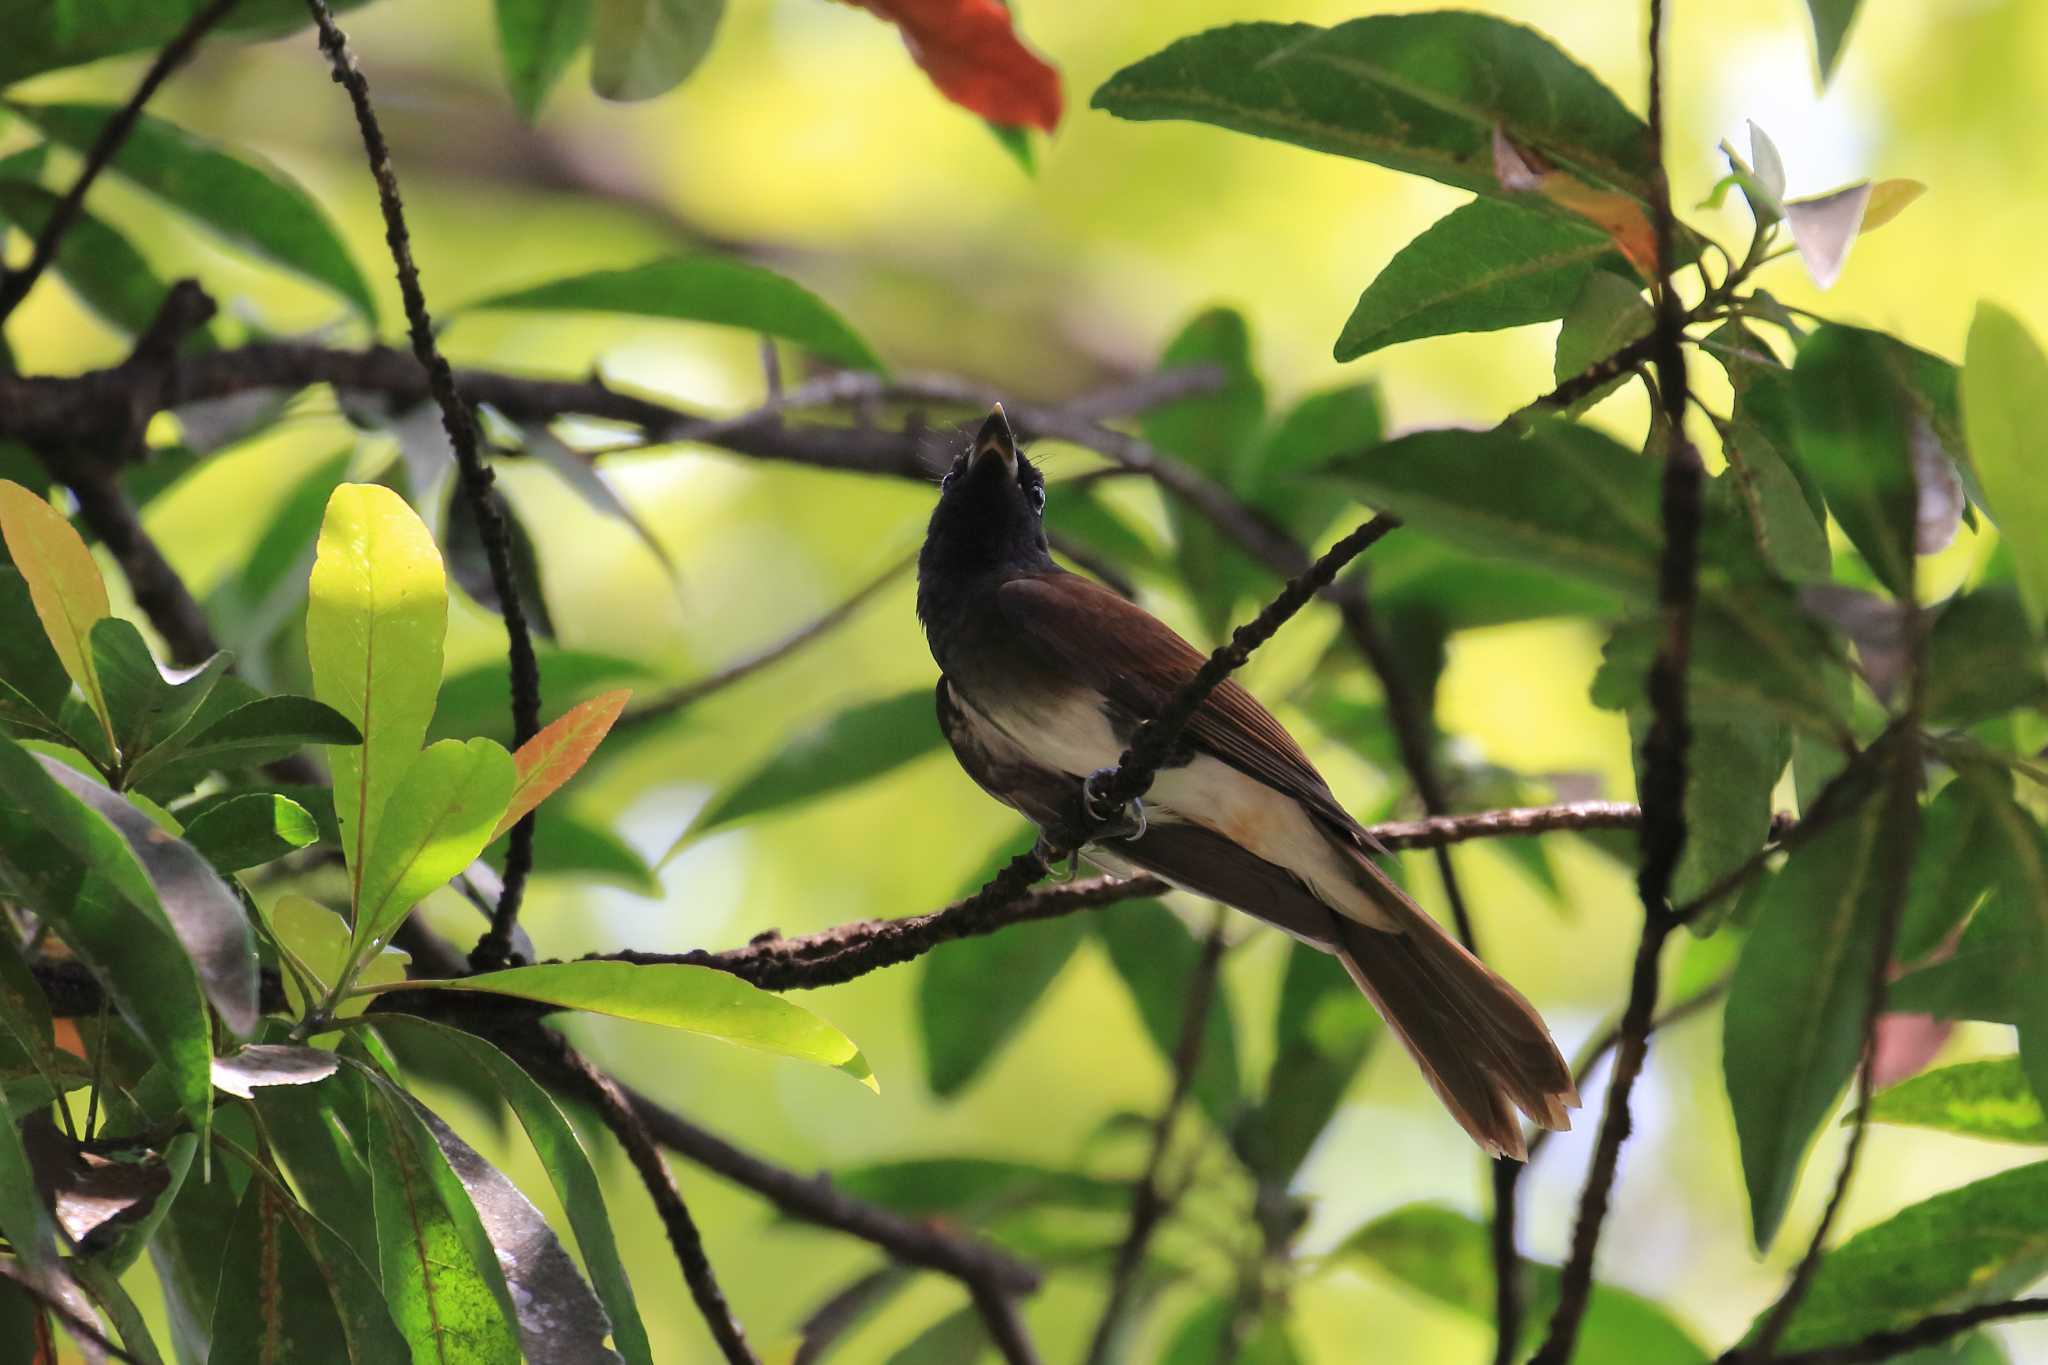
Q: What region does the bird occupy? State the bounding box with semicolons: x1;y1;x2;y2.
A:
915;405;1576;1159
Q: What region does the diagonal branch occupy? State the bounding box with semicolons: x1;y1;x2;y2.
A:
1749;1298;2048;1365
0;0;241;325
550;1040;757;1365
300;0;544;969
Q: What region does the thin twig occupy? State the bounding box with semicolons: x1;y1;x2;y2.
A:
1082;911;1228;1365
1530;4;1702;1358
621;553;914;727
1752;1298;2048;1365
0;0;241;324
550;1043;758;1365
300;0;544;968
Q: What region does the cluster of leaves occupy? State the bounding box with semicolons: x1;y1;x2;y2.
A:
0;468;891;1359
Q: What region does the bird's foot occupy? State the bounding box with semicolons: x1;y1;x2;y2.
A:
1032;835;1079;882
1082;768;1148;842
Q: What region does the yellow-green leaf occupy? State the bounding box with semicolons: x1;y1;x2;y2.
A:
492;688;630;842
353;738;515;955
266;893;406;1020
409;960;877;1089
0;478;112;748
1860;179;1925;235
306;484;449;901
1963;304;2048;632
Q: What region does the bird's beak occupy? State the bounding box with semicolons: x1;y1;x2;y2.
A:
971;403;1018;476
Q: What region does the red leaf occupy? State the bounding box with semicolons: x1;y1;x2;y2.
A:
843;0;1062;132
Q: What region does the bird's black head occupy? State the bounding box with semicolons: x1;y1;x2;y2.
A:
916;405;1056;632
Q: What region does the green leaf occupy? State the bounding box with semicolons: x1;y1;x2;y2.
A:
1889;770;2048;1112
379;1018;654;1365
209;1172;357;1365
265;892;405;1021
496;0;593;120
828;1158;1126;1219
0;740;214;1130
307;483;449;897
181;792;319;871
353;737;516;953
1900;772;2010;962
1749;1160;2048;1352
1554;269;1653;412
129;693;364;788
1142;308;1267;640
10;103;378;326
1634;705;1788;915
43;755;261;1035
1162;1300;1303;1365
0;181;170;336
1963;303;2048;633
239;447;354;607
0;478;113;750
363;1086;523;1365
87;617;229;770
1792;325;1921;599
1338;1203;1708;1363
1093;903;1241;1128
1324;419;1661;594
888;1307;989;1365
1864;1057;2048;1145
1926;587;2048;727
464;257;878;371
251;1067;379;1262
1235;939;1378;1184
1723;772;1903;1249
676;688;940;847
1093;15;1657;202
590;0;724;101
1339;199;1631;360
0;566;73;731
375;1079;621;1362
0;0;371;86
409;960;876;1089
919;837;1087;1096
1805;0;1864;83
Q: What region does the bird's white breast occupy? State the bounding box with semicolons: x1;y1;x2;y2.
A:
970;688;1394;930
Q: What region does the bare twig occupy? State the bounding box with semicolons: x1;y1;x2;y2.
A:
1530;4;1703;1359
554;1043;757;1365
0;0;240;324
1747;1298;2048;1365
301;0;543;969
1082;911;1228;1365
621;554;914;727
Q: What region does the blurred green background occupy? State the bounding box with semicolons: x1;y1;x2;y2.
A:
9;0;2047;1358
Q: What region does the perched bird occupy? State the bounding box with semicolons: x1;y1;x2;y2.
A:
916;406;1576;1159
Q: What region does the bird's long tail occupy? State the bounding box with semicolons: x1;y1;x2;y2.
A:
1328;856;1577;1161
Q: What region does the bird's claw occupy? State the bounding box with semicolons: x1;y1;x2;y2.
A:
1033;835;1079;882
1082;768;1148;842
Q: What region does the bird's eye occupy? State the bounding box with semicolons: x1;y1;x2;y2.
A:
1027;483;1046;514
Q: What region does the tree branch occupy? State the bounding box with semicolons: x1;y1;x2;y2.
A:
1530;3;1702;1359
0;0;240;325
1082;910;1227;1365
301;0;543;970
550;1040;757;1365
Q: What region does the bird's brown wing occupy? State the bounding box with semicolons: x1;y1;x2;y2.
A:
995;572;1362;836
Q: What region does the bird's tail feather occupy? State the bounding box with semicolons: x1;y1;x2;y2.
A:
1328;859;1577;1161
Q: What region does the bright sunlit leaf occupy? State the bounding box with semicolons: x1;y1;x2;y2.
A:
353;738;516;955
0;478;112;749
307;483;449;901
409;960;877;1089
